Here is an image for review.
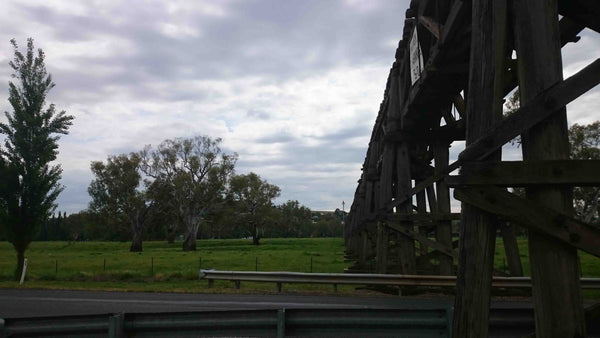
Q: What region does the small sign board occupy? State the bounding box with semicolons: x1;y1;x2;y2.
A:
410;27;424;85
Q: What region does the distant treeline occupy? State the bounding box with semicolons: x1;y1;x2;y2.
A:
0;207;346;242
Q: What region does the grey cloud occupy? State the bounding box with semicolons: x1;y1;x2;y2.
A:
255;133;295;144
317;124;372;141
10;0;408;106
246;109;271;120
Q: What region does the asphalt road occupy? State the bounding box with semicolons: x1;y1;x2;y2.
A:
0;289;462;318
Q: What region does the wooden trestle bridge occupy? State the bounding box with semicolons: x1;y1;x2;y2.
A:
343;0;600;336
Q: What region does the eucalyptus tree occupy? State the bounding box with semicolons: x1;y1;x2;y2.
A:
229;172;280;245
0;39;74;278
279;200;312;237
143;136;237;251
569;122;600;223
88;153;152;252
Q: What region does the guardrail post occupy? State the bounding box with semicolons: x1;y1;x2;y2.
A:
234;280;241;289
277;308;286;338
109;313;124;338
0;318;6;338
333;284;338;293
446;307;454;338
208;279;214;288
277;282;282;293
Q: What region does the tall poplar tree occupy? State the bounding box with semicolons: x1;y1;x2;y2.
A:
0;39;74;279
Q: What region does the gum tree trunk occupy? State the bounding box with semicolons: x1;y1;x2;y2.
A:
252;222;260;245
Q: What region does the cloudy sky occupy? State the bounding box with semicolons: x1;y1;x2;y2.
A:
0;1;598;214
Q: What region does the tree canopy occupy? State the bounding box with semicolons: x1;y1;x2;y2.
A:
230;172;280;245
142;136;237;251
89;153;152;252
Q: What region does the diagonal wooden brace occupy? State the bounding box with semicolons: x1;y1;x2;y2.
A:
454;185;600;257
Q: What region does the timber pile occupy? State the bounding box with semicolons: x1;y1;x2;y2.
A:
343;0;600;336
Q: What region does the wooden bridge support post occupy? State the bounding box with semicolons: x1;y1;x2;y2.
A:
499;222;523;276
375;222;389;274
415;179;428;256
453;0;507;336
513;0;585;335
433;140;453;276
376;141;397;274
396;142;416;274
358;230;369;266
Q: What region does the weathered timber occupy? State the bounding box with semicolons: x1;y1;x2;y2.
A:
558;0;600;34
425;185;438;214
558;17;585;46
433;140;453;275
376;144;395;273
514;0;586;335
446;160;600;187
400;1;471;132
416;179;428;255
375;222;389;274
387;160;461;210
452;94;466;119
389;212;462;222
499;222;524;276
419;15;442;40
384;119;465;143
358;231;369;266
454;185;600;258
395;142;416;274
500;16;585;101
453;0;507;336
386;223;457;259
440;1;468;46
458;58;600;163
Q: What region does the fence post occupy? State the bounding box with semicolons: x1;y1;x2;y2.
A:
19;258;28;285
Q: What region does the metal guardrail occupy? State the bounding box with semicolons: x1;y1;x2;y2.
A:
0;308;453;337
199;270;600;291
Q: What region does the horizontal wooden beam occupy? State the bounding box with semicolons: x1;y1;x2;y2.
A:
459;58;600;163
446;160;600;187
390;212;462;222
385;120;465;143
386;223;457;259
454;185;600;257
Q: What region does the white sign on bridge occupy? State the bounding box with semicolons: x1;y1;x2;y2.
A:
410;27;424;85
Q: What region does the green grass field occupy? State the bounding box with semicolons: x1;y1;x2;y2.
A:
0;237;598;297
0;238;353;293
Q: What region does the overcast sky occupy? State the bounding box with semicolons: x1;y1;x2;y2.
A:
1;1;598;214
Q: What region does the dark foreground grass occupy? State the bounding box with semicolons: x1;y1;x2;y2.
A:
0;237;598;298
